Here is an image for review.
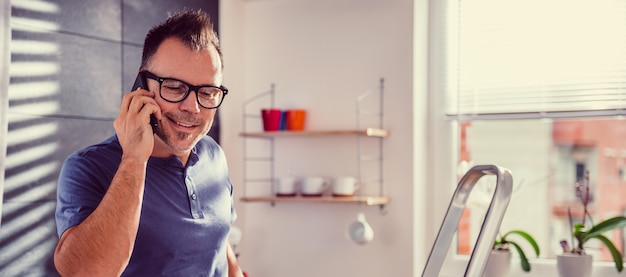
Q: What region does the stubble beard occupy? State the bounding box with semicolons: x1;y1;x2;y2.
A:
155;127;195;153
155;114;206;153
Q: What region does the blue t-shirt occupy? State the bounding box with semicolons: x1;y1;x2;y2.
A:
55;135;236;276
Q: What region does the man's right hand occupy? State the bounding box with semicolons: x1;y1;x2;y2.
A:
113;88;161;161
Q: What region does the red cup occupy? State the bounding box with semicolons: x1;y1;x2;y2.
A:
286;109;306;131
261;109;282;131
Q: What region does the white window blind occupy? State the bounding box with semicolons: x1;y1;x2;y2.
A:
445;0;626;120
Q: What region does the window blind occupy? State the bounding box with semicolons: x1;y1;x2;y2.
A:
445;0;626;120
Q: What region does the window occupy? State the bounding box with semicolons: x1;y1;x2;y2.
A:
442;0;626;264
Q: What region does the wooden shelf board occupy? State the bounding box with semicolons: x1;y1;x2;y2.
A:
240;196;390;206
239;128;389;138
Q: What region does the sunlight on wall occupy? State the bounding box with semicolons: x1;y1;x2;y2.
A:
11;0;59;13
10;62;59;76
7;81;59;99
10;17;59;32
0;0;61;275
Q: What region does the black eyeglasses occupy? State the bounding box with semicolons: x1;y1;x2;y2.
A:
140;70;228;109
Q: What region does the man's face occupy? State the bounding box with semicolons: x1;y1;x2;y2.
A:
145;37;223;156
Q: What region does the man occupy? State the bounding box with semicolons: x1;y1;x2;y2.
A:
54;9;243;277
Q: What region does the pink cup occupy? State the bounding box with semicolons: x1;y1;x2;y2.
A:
261;109;282;131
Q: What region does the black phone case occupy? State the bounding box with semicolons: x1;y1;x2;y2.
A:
132;73;158;133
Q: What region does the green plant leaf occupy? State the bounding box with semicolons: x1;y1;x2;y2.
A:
585;216;626;242
493;240;501;248
594;234;624;272
502;230;540;256
508;241;531;272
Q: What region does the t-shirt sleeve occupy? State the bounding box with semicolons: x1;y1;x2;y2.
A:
55;154;109;237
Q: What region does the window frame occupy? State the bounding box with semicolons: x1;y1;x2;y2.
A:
425;0;626;275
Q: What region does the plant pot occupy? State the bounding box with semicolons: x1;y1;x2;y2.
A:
484;250;511;277
556;253;592;277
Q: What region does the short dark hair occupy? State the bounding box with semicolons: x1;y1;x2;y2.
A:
140;9;222;70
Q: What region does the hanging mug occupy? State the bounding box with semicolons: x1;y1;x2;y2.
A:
346;212;374;245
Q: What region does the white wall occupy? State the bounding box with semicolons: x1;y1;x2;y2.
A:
219;0;427;276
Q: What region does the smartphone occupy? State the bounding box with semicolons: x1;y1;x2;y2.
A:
132;73;158;133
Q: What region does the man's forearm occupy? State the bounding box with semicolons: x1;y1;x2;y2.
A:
227;243;244;277
54;157;147;276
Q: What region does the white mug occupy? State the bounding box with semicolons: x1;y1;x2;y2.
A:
347;212;374;245
301;177;329;196
331;176;359;197
274;177;298;197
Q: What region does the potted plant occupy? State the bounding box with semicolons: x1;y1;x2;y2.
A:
484;229;540;276
558;170;626;277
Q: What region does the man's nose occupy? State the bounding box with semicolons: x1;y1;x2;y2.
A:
179;90;201;113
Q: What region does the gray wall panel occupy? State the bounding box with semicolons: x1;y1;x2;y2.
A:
0;202;58;276
4;114;114;203
122;0;219;44
12;0;121;41
123;44;142;92
10;26;121;118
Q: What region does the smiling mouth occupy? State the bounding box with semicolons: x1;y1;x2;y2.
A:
163;113;203;131
175;121;194;128
168;118;198;129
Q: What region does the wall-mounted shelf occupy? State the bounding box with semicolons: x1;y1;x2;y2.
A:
239;128;389;138
241;196;390;206
241;79;388;209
